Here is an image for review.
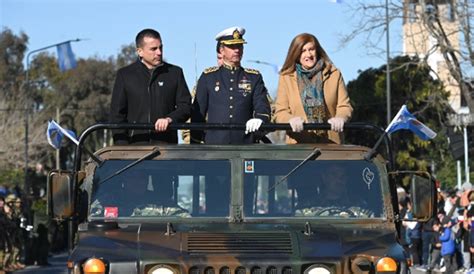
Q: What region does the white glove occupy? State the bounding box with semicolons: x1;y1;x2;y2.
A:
328;117;345;132
245;118;263;134
289;117;305;132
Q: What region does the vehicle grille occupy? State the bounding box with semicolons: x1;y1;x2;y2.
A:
187;232;293;254
186;266;294;274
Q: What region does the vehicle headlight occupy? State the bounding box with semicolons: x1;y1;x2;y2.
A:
304;264;332;274
149;265;176;274
376;257;397;273
83;258;106;274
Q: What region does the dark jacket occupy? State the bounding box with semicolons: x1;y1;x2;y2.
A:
110;60;192;144
191;64;271;144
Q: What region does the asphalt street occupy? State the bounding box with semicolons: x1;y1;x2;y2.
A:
14;253;68;274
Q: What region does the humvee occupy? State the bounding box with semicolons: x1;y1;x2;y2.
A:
48;123;435;274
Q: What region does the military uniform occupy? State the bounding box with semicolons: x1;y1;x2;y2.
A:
191;26;271;144
192;64;270;144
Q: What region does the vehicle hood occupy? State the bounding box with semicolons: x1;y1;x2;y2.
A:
70;222;400;264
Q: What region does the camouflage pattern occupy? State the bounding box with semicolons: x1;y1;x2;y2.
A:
131;206;191;217
294;206;375;217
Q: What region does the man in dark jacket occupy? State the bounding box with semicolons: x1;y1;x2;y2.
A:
110;28;192;144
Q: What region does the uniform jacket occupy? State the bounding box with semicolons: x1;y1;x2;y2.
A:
110;60;191;144
274;65;352;144
191;64;271;144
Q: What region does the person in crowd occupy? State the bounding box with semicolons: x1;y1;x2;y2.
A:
110;28;192;144
459;185;473;270
0;196;6;274
398;197;411;255
191;26;271;144
420;216;436;269
440;216;457;273
2;196;22;271
274;33;352;144
402;199;422;267
32;224;49;266
10;197;25;269
427;220;443;272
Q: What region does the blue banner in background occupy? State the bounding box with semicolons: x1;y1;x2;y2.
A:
57;42;77;72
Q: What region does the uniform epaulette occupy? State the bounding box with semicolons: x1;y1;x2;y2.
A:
203;66;219;74
244;68;260;75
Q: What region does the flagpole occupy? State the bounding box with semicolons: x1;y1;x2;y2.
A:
23;38;83;196
385;104;405;132
385;0;392;126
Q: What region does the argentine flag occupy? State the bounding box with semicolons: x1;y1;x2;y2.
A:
57;42;77;72
46;120;79;149
386;105;437;140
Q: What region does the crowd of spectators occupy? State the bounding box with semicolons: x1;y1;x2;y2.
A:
0;188;27;273
400;182;474;273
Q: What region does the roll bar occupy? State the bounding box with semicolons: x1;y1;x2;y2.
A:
73;122;393;172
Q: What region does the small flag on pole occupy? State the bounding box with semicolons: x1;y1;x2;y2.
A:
46;120;79;149
57;42;77;72
386;105;437;140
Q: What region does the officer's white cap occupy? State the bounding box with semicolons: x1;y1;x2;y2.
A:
215;26;246;45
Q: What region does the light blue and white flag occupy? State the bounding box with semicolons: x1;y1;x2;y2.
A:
386;105;437;140
57;42;77;72
46;120;79;149
329;0;343;3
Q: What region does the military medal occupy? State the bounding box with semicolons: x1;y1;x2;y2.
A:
215;81;220;92
238;79;251;96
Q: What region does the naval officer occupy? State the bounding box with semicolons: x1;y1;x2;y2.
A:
191;26;271;144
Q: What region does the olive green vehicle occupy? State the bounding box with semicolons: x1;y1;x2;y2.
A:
48;123;435;274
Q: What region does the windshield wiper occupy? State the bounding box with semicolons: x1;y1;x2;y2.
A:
268;147;321;192
99;147;161;185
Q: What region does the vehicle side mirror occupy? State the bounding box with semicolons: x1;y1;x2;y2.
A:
47;170;75;219
410;173;435;221
389;171;436;221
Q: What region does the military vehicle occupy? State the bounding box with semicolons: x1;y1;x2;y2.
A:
48;123;435;274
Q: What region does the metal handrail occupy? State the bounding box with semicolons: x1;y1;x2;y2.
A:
74;122;392;171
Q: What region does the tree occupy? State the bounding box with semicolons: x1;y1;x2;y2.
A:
347;55;458;187
0;28;28;169
0;27;125;176
342;0;473;113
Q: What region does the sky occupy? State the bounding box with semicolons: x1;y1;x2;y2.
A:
1;0;401;99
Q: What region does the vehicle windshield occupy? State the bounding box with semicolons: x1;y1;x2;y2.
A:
90;160;231;218
243;160;384;218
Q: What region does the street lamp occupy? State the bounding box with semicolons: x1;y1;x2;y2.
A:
386;0;392;126
23;38;82;195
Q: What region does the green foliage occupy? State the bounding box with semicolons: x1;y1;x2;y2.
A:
0;168;24;188
347;55;455;188
0;27;28;102
32;198;47;215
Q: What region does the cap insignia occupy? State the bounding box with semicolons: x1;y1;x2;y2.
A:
233;30;240;39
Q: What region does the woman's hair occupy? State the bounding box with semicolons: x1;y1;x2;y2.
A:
280;33;331;75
